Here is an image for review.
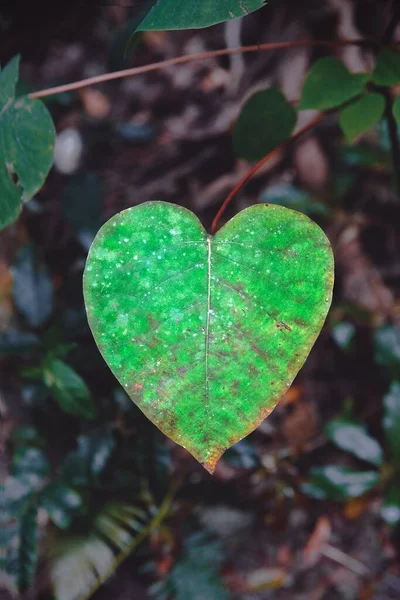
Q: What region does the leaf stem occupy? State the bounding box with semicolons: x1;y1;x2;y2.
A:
210;113;326;235
28;38;376;100
384;90;400;196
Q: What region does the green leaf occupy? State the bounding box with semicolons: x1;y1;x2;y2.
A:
62;426;116;485
383;381;400;463
83;202;334;472
0;55;55;231
18;504;39;591
339;93;386;143
300;57;369;110
12;447;50;487
372;48;400;86
302;465;380;501
381;483;400;526
48;501;151;600
375;324;400;379
393;97;400;125
12;245;53;328
325;418;383;466
43;359;96;419
232;89;297;162
40;482;83;529
138;0;266;30
152;532;231;600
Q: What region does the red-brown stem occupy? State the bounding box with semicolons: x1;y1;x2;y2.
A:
28;38;374;100
210;113;326;235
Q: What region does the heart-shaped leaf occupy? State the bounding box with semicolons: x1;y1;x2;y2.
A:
83;202;333;472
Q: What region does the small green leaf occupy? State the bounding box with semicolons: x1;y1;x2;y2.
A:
40;482;83;529
84;202;334;472
12;245;53;328
325;418;383;466
43;359;95;419
138;0;266;30
372;48;400;86
18;504;39;591
381;483;400;526
300;57;369;110
393;97;400;125
383;381;400;463
12;447;50;487
233;89;297;162
302;465;380;501
62;427;116;485
0;55;55;231
339;93;386;142
375;324;400;380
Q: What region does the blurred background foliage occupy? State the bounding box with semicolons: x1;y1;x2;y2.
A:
1;1;400;599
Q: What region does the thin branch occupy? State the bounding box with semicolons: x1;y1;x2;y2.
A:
28;38;374;100
210;113;326;235
384;90;400;196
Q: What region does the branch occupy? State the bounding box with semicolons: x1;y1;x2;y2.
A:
29;38;374;100
210;113;326;235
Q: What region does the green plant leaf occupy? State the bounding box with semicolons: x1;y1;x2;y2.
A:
232;89;297;162
40;481;83;529
84;202;334;472
393;97;400;125
48;501;152;600
137;0;266;30
372;48;400;86
12;245;53;328
302;465;380;501
300;57;369;111
62;426;116;485
43;359;96;419
12;447;50;487
383;381;400;463
152;532;231;600
0;55;55;231
375;324;400;380
325;418;383;466
18;504;39;592
339;93;386;143
381;483;400;526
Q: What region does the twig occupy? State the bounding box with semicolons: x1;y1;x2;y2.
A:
321;544;369;577
28;38;374;100
383;89;400;196
210;113;326;234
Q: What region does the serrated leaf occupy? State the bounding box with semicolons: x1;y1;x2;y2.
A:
381;483;400;526
138;0;266;30
375;324;400;380
0;55;55;231
300;57;369;111
339;93;385;143
43;359;96;419
12;245;53;328
383;381;400;463
40;482;83;529
372;48;400;86
84;202;334;472
393;97;400;125
325;418;383;466
233;89;297;162
302;465;380;501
